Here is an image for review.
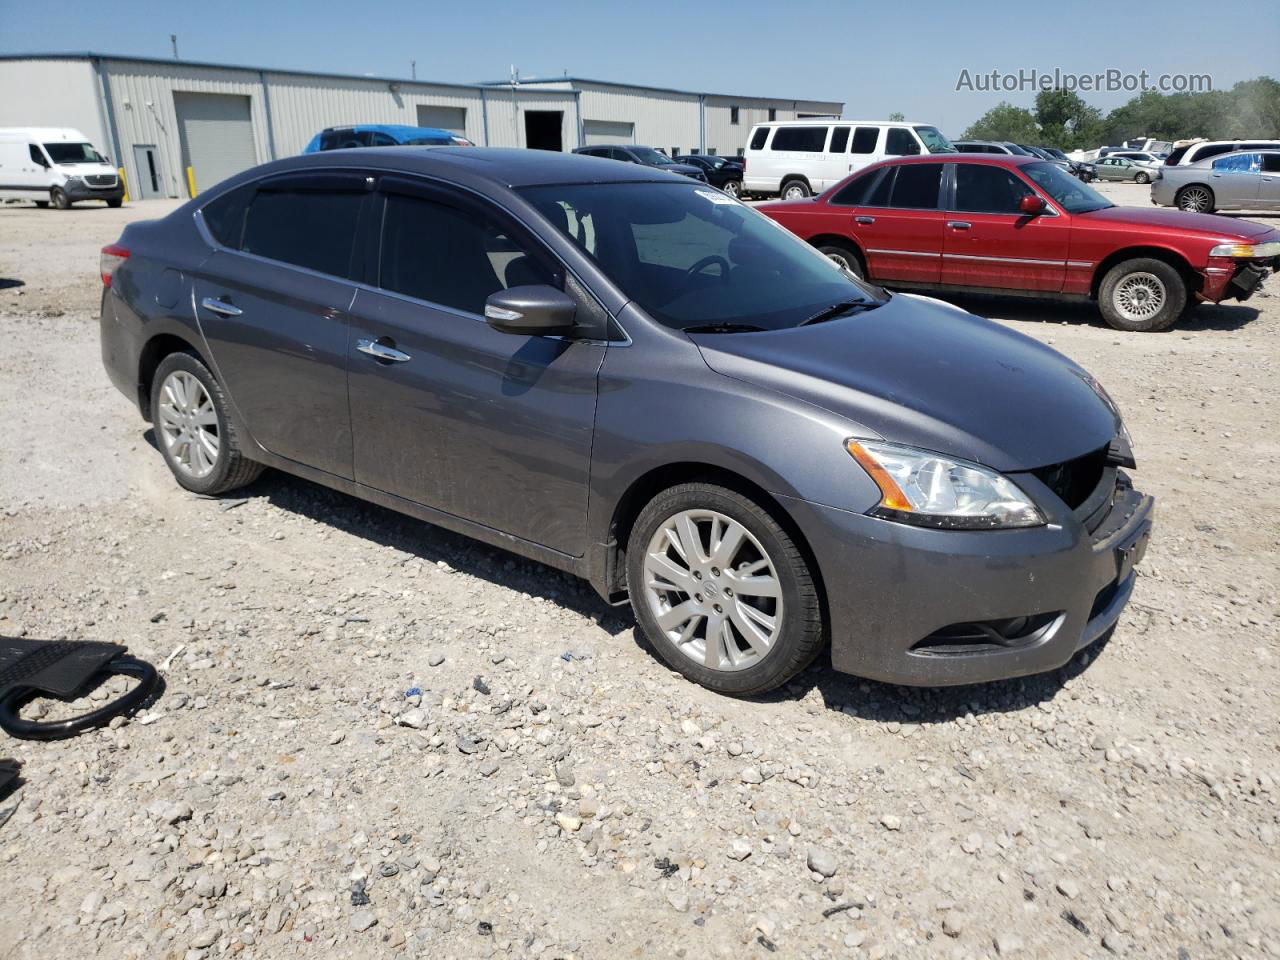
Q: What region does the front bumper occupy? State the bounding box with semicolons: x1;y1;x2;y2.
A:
784;474;1154;686
63;179;124;203
1199;256;1279;302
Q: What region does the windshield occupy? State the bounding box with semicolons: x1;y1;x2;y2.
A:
43;142;106;164
518;182;881;332
914;126;957;154
1021;161;1113;214
632;147;676;165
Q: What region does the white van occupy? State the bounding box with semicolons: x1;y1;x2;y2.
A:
743;120;955;199
0;127;124;208
1165;138;1280;167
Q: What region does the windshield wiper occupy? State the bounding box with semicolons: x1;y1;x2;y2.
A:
682;322;767;334
799;300;880;326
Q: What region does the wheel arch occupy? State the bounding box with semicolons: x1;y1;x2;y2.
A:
779;174;812;192
1090;246;1202;301
807;234;867;272
137;332;207;420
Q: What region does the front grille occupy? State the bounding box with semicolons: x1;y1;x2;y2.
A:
1031;445;1108;510
86;174;118;188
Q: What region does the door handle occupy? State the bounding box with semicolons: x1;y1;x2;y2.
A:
357;338;411;363
947;221;972;230
200;297;242;317
855;215;875;224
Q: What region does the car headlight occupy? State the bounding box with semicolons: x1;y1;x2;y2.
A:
845;440;1044;530
1209;241;1280;259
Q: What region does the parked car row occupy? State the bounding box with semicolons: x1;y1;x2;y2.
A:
758;153;1280;332
99;147;1159;695
955;141;1096;181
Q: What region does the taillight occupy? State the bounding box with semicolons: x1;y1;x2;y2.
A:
101;244;130;287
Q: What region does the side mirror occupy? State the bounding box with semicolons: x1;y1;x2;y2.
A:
484;285;578;336
1018;194;1047;216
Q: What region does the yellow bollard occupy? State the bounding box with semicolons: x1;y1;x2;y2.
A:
186;165;197;198
118;167;129;203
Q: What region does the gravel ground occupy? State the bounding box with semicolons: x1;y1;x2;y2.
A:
1;182;1278;960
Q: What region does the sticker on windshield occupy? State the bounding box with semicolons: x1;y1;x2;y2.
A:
695;188;739;205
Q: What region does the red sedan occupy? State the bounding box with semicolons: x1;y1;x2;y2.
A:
759;154;1280;331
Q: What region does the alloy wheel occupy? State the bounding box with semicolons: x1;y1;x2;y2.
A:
1113;272;1167;323
642;509;783;672
723;180;741;197
1180;187;1211;212
157;370;220;478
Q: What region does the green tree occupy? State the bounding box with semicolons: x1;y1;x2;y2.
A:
887;112;905;122
961;102;1040;143
1033;89;1103;150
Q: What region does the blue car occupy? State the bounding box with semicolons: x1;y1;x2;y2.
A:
303;124;474;153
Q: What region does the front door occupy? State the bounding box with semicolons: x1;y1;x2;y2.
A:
132;145;162;199
852;162;944;284
941;162;1069;292
192;172;366;479
345;177;603;556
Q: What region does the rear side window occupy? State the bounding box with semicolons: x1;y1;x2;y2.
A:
201;184;253;248
850;127;879;154
953;164;1034;214
1164;145;1189;165
830;169;883;205
318;130;362;151
1263;154;1280;173
28;144;47;166
770;126;829;152
888;164;942;208
240;187;363;277
749;127;769;150
1193;143;1238;163
829;126;850;153
378;192;553;315
1241;142;1278;151
885;128;921;156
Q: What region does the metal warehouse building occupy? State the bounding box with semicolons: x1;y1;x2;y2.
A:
0;53;842;201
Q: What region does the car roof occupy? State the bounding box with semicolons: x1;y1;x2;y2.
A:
322;124;456;138
753;119;929;127
261;146;687;187
879;154;1038;167
1190;147;1280;165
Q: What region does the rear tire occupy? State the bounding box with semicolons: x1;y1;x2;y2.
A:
1176;184;1214;213
1098;258;1185;332
817;242;865;279
780;178;811;200
150;352;264;495
1134;171;1150;184
723;179;742;198
51;188;70;210
627;482;824;697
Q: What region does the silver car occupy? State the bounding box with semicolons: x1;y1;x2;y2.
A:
1151;149;1280;213
1093;156;1160;183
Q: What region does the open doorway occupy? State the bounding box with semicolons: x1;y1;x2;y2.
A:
523;111;563;151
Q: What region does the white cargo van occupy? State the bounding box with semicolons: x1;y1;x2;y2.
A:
743;120;956;199
0;127;124;208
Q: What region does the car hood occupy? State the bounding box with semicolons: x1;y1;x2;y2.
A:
663;163;704;176
690;294;1119;472
1077;205;1276;240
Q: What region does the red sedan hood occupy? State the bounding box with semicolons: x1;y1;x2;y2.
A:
1077;205;1276;240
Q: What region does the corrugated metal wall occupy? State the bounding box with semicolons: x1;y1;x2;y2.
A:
0;59;110;161
576;83;702;155
484;88;578;150
703;96;841;157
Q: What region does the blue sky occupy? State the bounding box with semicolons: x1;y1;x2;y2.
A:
3;0;1277;134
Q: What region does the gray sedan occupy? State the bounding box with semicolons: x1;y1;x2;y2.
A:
98;148;1151;696
1151;149;1280;213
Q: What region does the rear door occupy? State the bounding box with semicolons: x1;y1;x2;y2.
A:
192;172;367;478
815;125;850;190
849;162;945;283
1259;154;1280;208
941;162;1069;292
344;177;604;556
1209;153;1261;207
847;125;882;175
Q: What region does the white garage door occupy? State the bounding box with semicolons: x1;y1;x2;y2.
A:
583;119;635;146
416;105;467;135
173;92;257;195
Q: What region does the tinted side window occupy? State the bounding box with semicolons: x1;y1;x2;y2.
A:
771;126;829;152
1194;144;1237;163
850;127;879;154
241;188;363;276
831;169;883;205
1241;142;1278;151
888;164;942;209
863;168;896;207
1262;154;1280;173
829;126;850;153
28;144;47;166
885;128;921;156
369;132;398;146
953;165;1034;214
379;193;553;315
319;130;361;151
201;184;254;249
749;127;769;150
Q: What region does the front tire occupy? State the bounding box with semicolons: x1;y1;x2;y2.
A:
107;198;123;208
779;179;811;200
1098;258;1186;332
51;188;70;210
151;352;263;495
818;243;865;279
627;483;824;696
1176;184;1214;213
